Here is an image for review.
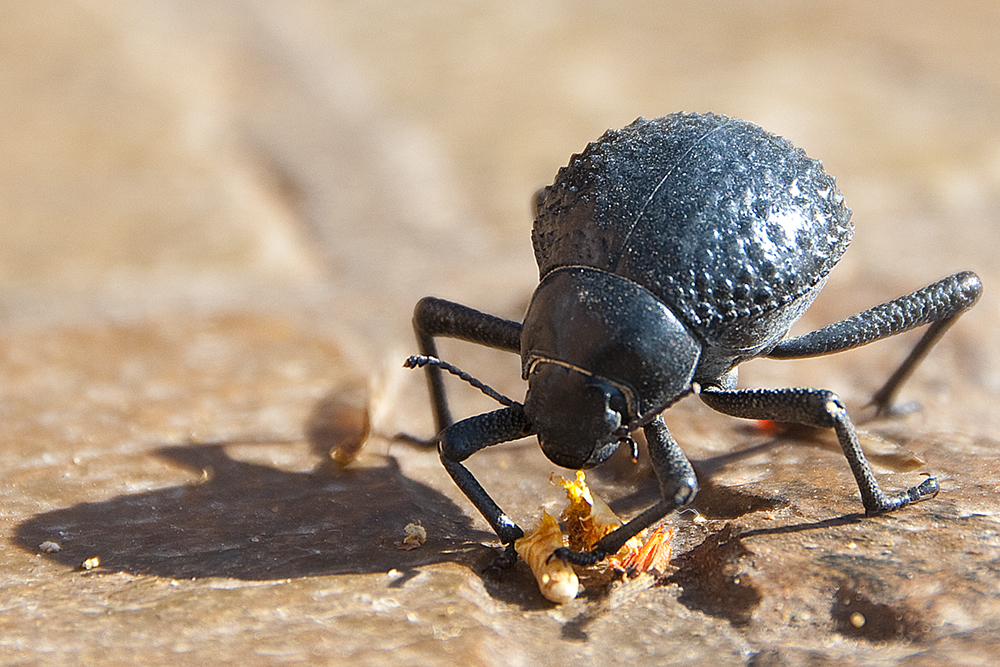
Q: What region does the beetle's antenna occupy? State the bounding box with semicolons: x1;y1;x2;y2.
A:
615;383;698;438
404;355;516;408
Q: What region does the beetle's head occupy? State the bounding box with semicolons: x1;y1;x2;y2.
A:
520;266;702;470
523;359;633;469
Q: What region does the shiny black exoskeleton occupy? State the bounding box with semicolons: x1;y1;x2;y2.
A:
411;113;982;567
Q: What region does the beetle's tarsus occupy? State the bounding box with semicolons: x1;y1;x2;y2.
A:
483;542;520;575
916;475;941;499
548;546;606;567
865;476;940;515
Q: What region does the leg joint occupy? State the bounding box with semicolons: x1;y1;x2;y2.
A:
664;475;698;508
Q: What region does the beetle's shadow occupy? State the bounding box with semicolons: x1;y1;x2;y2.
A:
13;442;492;581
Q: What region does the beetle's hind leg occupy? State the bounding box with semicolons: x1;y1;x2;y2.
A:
412;297;522;433
700;386;938;515
766;271;981;415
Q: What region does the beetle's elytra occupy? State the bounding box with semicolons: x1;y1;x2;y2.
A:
410;112;982;568
533;113;851;353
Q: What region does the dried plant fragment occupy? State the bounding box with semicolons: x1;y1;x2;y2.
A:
608;524;675;577
396;522;427;550
307;380;371;467
555;471;644;555
556;471;674;578
515;511;579;604
38;541;61;554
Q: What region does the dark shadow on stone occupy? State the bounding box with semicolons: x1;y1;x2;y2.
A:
14;441;492;581
688;476;789;519
598;457;789;523
559;604;603;643
665;523;761;626
738;512;866;540
691;435;799;477
831;579;929;643
731;421;932;473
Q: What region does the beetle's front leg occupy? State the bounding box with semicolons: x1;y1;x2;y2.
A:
439;405;533;561
553;416;698;566
699;386;938;515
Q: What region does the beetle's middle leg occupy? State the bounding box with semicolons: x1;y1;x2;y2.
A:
699;386;938;515
766;271;981;414
552;415;698;566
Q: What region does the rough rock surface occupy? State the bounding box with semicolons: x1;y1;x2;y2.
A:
2;2;999;665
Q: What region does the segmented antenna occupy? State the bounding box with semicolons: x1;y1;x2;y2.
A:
404;355;517;408
614;383;698;439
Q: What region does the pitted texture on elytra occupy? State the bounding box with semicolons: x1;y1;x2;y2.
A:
532;113;853;348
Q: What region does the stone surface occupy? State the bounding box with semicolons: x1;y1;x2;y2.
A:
2;1;1000;665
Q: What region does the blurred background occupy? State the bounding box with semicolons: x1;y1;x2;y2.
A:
2;1;997;341
4;0;998;439
2;2;999;663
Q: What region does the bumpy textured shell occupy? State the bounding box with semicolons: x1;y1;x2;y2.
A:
532;113;853;351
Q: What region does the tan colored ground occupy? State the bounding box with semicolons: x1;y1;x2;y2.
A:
2;2;999;664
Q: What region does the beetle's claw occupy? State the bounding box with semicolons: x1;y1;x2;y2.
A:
547;546;607;567
866;393;921;420
912;475;940;501
483;542;519;576
866;475;940;515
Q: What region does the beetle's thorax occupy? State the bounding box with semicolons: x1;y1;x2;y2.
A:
521;266;701;413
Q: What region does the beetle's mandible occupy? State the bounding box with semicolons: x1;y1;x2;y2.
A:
409;112;982;567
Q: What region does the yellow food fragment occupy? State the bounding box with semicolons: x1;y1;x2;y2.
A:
555;471;674;578
517;472;676;599
80;556;100;571
555;471;642;555
515;512;579;604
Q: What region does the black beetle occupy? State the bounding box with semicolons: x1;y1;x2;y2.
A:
410;112;982;567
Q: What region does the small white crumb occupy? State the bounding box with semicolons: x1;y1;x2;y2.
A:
38;541;61;553
396;522;427;550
